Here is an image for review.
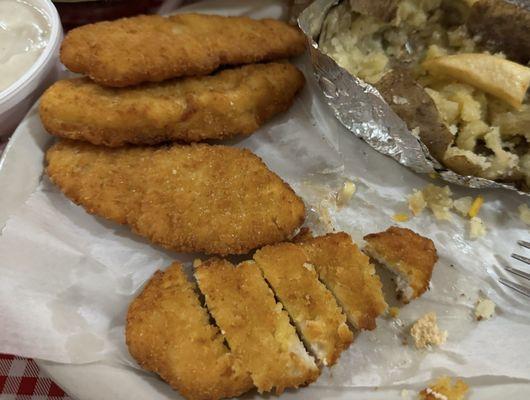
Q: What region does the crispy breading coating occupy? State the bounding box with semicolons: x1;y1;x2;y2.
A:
195;259;320;394
39;63;305;147
363;226;438;303
46;140;305;255
61;13;306;87
299;233;388;330
126;262;253;400
291;227;313;243
254;242;353;366
420;376;469;400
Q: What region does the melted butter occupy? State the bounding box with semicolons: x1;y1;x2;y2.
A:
0;0;50;93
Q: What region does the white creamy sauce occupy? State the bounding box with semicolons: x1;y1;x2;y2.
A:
0;0;50;92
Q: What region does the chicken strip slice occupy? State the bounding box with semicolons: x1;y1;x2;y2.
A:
126;262;253;400
61;13;306;87
363;226;438;303
298;233;388;330
254;242;353;366
40;63;305;147
195;259;320;394
46;140;305;255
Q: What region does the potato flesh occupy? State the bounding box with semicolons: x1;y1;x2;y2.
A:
319;0;477;84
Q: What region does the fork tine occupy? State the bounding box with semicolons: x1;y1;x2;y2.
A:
511;253;530;265
518;240;530;249
505;265;530;281
499;278;530;298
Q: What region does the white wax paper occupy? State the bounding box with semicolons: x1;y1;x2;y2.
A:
1;2;530;387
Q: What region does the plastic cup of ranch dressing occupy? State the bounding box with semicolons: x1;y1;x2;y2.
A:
0;0;62;138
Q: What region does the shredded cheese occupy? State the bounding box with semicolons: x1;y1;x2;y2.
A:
468;196;483;218
393;213;410;222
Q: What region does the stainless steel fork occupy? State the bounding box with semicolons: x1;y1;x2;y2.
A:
499;240;530;297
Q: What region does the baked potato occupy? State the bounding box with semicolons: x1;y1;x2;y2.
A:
319;0;530;191
467;0;530;65
349;0;400;22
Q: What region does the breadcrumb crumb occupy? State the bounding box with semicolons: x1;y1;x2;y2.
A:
422;185;453;221
410;312;447;349
419;376;469;400
469;217;486;239
317;199;335;232
408;190;427;216
452;196;473;217
408;185;488;239
389;307;400;318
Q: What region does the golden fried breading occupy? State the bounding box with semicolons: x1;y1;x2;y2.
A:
195;259;320;394
291;227;313;243
126;263;253;400
419;376;469;400
299;233;387;330
61;13;306;87
363;226;438;303
46;140;305;255
254;242;353;366
39;63;305;147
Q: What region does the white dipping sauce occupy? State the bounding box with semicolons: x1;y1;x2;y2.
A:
0;0;50;93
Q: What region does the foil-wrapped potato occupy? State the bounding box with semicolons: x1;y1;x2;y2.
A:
312;0;530;191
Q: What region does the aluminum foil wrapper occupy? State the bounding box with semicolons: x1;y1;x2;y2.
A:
298;0;529;196
289;0;314;24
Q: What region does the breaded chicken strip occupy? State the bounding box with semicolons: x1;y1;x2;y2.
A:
363;226;438;303
126;262;253;400
61;13;306;87
254;242;353;367
46;140;305;255
299;233;387;330
195;259;320;394
39;63;305;147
